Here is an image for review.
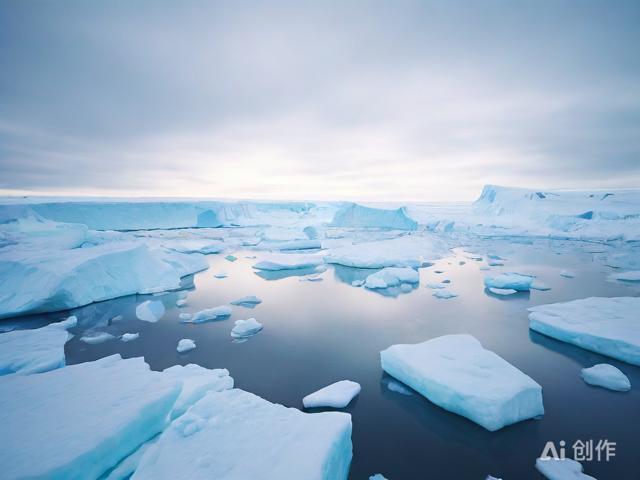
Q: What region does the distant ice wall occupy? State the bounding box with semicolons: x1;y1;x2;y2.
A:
329;203;418;230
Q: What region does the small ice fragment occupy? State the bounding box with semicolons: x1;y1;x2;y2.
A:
178;312;192;321
176;299;187;307
177;339;196;353
441;279;451;284
364;267;419;289
535;457;596;480
581;364;630;392
303;380;361;409
225;254;237;262
121;333;140;342
369;475;388;480
484;273;534;291
560;270;575;278
230;318;263;339
351;280;364;287
425;283;445;289
80;332;116;344
182;306;232;324
607;270;640;283
433;290;457;299
136;301;165;323
230;296;262;308
489;287;518;296
214;270;228;279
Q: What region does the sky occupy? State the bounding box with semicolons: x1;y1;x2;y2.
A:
1;0;639;202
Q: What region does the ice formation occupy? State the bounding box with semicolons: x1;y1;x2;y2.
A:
364;267;419;289
121;332;140;342
177;338;196;353
484;273;535;291
253;253;324;271
535;458;596;480
181;305;232;323
230;295;262;308
529;297;640;365
581;364;631;392
330;203;417;230
231;318;263;339
433;290;458;299
136;300;166;323
132;389;353;480
488;287;518;296
80;331;116;344
303;380;361;408
380;335;544;431
607;270;640;283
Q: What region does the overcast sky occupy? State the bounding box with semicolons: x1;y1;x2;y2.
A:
1;0;639;201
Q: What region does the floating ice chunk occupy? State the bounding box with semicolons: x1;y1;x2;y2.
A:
487;259;504;266
53;315;78;330
330;203;417;230
230;295;262;308
531;279;551;291
0;355;181;480
167;240;225;255
122;332;140;342
484;273;534;291
269;239;322;251
225;254;237;262
214;270;228;279
300;274;324;282
581;364;630;392
136;300;166;323
352;280;364;287
425;282;445;289
560;270;576;278
253;253;324;271
365;267;419;289
132;389;352;480
80;331;116;344
607;270;640;283
528;297;640;366
0;322;71;375
161;364;233;420
303;380;361;409
231;318;263;339
380;335;544;431
433;290;458;299
369;475;388;480
177;339;196;353
535;458;596;480
175;298;187;307
486;476;502;480
182;305;232;323
489;287;518;296
179;312;192;321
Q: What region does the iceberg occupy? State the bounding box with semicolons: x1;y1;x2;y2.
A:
181;305;232;323
132;389;352;480
230;295;263;308
253;253;324;271
581;364;631;392
0;355;181;480
528;297;640;366
0;321;72;375
484;273;534;291
231;318;263;339
303;380;361;409
330;203;417;230
0;242;198;319
160;364;234;420
380;335;544;431
136;300;166;323
177;338;196;353
364;267;419;289
535;458;596;480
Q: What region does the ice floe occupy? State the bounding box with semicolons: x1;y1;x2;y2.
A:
181;305;232;323
122;332;140;342
231;318;263;339
80;331;116;344
177;339;196;353
136;300;166;323
560;270;576;278
364;267;419;289
484;272;535;291
488;287;518;296
607;270;640;283
380;335;544;431
529;297;640;365
330;203;417;230
433;290;458;299
230;295;262;308
303;380;361;408
581;364;631;392
132;389;352;480
253;253;324;271
535;457;596;480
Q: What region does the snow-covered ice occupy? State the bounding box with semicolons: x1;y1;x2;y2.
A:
484;273;534;291
581;364;631;392
303;380;361;409
364;267;419;289
230;295;262;308
0;355;181;480
253;253;324;271
80;331;116;344
380;335;544;431
177;338;196;353
181;305;232;323
330;203;417;230
136;300;166;323
122;332;140;342
529;297;640;365
488;287;518;296
607;270;640;283
535;458;596;480
231;318;263;339
433;290;458;299
0;320;72;375
132;389;353;480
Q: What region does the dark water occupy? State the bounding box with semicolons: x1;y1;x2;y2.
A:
5;240;640;479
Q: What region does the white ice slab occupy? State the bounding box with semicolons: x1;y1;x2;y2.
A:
607;270;640;283
122;332;139;342
230;295;263;308
303;380;361;409
177;338;196;353
433;290;458;299
181;305;232;323
132;389;352;480
535;458;596;480
253;253;324;271
581;364;631;392
0;355;181;480
529;297;640;366
231;318;263;339
380;335;544;431
80;331;116;344
364;267;419;289
330;203;417;230
484;273;534;291
136;300;166;323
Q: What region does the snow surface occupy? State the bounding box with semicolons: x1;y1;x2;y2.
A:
303;380;361;409
253;253;324;271
535;458;596;480
231;318;263;339
0;320;73;375
364;267;419;289
581;364;631;392
132;389;353;480
529;297;640;365
0;355;181;480
177;338;196;353
380;335;544;431
181;305;232;323
330;203;417;230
